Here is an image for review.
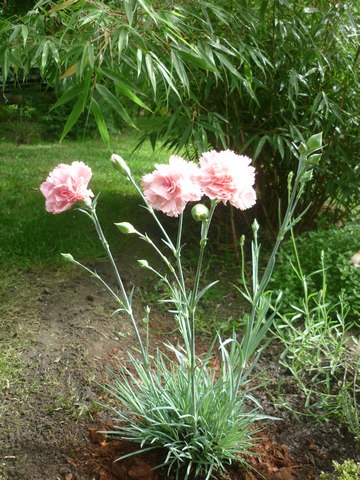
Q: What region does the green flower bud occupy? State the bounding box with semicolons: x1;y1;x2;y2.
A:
191;204;209;222
61;253;75;263
138;259;149;268
115;222;138;235
252;219;259;233
111;154;131;176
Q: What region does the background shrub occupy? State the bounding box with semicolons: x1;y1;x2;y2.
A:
271;222;360;323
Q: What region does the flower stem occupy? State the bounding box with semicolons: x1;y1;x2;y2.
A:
90;204;149;369
188;201;217;426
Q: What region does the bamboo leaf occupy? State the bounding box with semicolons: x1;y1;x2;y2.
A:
61;63;78;79
253;136;267;160
41;40;50;74
215;51;242;78
50;82;85;111
124;0;134;26
171;50;189;91
49;41;60;65
49;0;79;13
145;54;157;95
90;97;110;148
118;29;129;58
136;48;143;77
177;47;217;72
96;84;138;129
153;55;180;98
60;96;85;141
103;67;151;110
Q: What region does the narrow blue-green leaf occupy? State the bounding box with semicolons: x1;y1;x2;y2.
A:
79;44;90;77
96;84;137;129
90;97;110;148
307;132;323;152
33;38;45;63
136;48;143;77
88;43;94;68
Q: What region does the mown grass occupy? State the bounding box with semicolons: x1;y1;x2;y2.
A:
0;131;169;270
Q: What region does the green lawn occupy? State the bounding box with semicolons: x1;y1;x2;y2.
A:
0;133;170;270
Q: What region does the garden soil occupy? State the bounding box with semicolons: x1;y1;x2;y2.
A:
1;259;359;480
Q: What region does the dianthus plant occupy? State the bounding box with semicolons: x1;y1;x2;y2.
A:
40;134;322;479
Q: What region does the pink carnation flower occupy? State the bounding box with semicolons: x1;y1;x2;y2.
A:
40;161;94;214
197;150;256;210
142;155;202;217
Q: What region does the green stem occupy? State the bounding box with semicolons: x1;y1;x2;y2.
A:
176;213;186;295
90;204;149;369
188;201;217;425
241;153;307;367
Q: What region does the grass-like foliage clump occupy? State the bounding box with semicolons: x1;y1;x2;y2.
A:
106;342;264;479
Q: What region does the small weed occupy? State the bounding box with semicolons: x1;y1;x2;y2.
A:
319;460;360;480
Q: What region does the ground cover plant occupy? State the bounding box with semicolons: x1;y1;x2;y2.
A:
37;131;326;480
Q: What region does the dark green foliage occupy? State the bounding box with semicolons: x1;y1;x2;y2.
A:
271;222;360;323
0;0;35;18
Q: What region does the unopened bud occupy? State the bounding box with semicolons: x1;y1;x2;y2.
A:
115;222;138;235
239;235;245;247
111;154;131;175
61;253;75;263
138;259;149;268
191;204;209;222
252;219;259;233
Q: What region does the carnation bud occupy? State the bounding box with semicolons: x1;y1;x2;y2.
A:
111;154;131;176
61;253;75;263
138;259;149;268
252;219;259;234
191;204;209;222
115;222;138;235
